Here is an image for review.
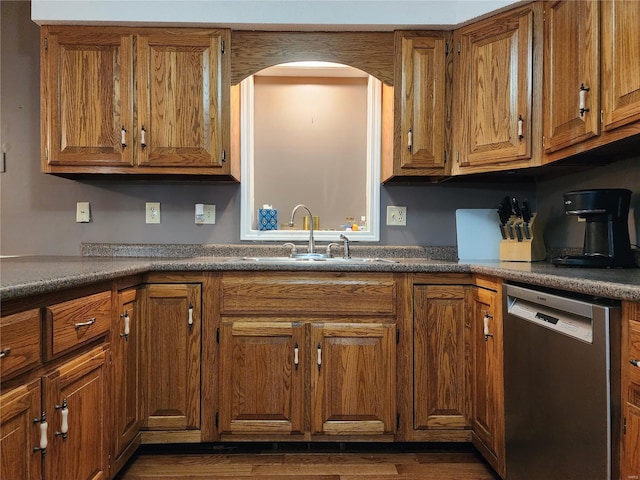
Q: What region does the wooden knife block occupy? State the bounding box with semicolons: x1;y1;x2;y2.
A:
499;213;546;262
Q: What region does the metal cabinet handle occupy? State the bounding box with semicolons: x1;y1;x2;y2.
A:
317;343;322;370
120;310;130;340
74;318;96;329
579;84;590;117
294;343;299;370
483;311;494;341
518;115;524;140
631;359;640;368
33;412;48;454
188;304;194;329
407;128;413;151
55;399;68;441
121;126;127;148
0;347;11;358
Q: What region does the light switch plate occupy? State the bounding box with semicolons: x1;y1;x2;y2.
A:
76;202;91;223
146;202;161;224
386;206;407;226
195;204;216;224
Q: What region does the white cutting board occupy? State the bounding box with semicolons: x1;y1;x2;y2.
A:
455;209;501;261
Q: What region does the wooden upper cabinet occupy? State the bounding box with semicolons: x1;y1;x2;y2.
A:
601;0;640;131
453;2;542;174
41;26;233;176
41;27;134;168
383;31;448;181
543;0;600;154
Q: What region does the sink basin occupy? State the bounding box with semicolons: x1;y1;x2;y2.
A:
227;256;398;264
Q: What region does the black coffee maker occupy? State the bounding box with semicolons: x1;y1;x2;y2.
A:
553;188;636;268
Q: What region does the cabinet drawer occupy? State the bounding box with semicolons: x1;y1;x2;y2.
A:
45;291;112;359
0;309;42;379
221;272;396;316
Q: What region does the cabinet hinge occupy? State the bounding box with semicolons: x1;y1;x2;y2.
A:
396;328;400;344
457;42;461;54
216;327;220;344
215;411;219;428
623;416;627;434
397;413;401;430
221;40;226;54
600;110;604;124
444;151;447;164
44;37;49;50
445;42;449;57
109;351;113;365
45;148;48;161
221;149;227;163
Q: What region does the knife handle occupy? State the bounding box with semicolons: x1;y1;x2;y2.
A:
514;223;523;242
499;224;507;240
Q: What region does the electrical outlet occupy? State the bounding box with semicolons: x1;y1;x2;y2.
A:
146;202;161;224
76;202;91;223
195;204;216;224
386;206;407;226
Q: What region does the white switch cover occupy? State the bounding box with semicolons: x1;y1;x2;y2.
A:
146;202;161;224
195;204;216;224
386;206;407;226
76;202;91;223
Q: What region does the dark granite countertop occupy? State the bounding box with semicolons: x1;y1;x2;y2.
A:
1;251;639;303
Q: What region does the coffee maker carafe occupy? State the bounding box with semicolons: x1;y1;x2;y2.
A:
553;188;636;268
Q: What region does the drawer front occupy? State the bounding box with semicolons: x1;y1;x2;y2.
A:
221;272;396;316
0;309;42;379
46;291;112;359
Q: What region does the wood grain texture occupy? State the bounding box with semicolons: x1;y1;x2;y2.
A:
115;447;499;479
230;32;394;85
0;309;42;379
622;301;640;479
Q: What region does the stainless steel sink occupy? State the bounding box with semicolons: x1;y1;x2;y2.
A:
227;256;398;264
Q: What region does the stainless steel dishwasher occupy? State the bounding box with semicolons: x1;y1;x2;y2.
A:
504;283;620;480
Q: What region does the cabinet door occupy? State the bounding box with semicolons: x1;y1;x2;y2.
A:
141;283;201;430
396;32;446;172
413;285;470;430
113;288;140;460
601;0;640;131
455;4;540;172
44;347;109;480
311;322;396;436
622;402;640;480
543;0;600;153
471;286;505;478
41;26;134;169
135;30;228;169
0;379;43;480
219;320;305;435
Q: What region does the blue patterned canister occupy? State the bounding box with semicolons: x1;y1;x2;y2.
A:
258;206;278;230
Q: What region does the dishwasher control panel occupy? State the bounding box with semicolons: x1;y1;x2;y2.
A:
508;299;593;343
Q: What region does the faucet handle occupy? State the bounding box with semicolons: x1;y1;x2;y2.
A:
282;242;297;257
325;242;340;256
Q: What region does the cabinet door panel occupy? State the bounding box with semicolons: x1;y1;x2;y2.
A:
141;284;201;430
219;320;305;435
413;285;470;429
44;347;109;480
601;0;640;131
458;9;533;166
311;322;396;435
136;32;224;168
0;380;42;480
543;0;599;153
42;27;134;167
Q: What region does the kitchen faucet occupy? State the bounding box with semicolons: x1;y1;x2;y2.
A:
288;204;316;254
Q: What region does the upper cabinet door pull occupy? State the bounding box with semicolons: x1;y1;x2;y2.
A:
141;126;147;149
74;317;96;329
294;343;299;370
483;311;494;341
188;304;194;329
121;126;127;148
317;343;322;370
630;359;640;368
579;84;590;117
55;399;69;441
33;412;48;454
407;128;413;151
518;115;524;140
0;347;11;358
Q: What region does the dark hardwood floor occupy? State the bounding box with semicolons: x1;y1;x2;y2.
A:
115;443;501;479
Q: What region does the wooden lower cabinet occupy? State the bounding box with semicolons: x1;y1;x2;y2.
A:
470;278;505;478
622;301;640;479
140;283;201;434
413;284;471;431
311;322;396;436
112;287;141;471
43;345;110;480
0;379;43;480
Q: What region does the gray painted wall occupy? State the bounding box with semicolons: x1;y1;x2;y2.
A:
1;2;637;257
